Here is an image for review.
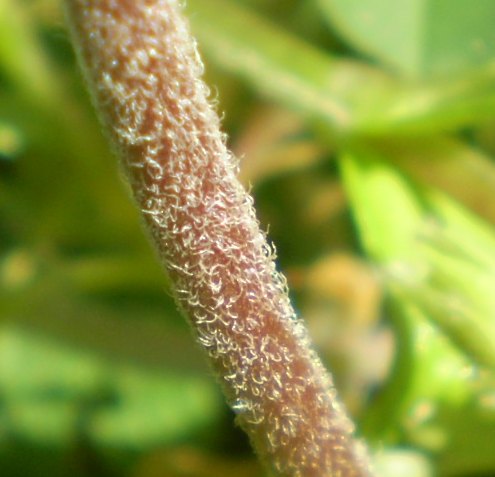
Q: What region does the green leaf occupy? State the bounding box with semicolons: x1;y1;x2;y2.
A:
188;0;495;135
0;0;61;106
340;150;495;368
342;153;495;468
317;0;495;78
370;136;495;225
0;326;221;448
0;326;103;399
89;369;220;448
188;0;370;132
339;151;422;261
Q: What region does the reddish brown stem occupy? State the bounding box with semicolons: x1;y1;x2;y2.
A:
64;1;373;475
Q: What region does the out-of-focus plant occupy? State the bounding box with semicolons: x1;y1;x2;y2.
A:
1;0;495;476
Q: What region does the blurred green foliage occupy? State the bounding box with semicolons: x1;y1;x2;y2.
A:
1;0;495;476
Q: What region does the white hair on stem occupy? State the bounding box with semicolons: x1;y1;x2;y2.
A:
64;1;374;475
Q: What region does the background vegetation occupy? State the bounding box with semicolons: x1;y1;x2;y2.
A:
2;0;495;476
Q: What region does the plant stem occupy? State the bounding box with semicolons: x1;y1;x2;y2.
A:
64;1;373;475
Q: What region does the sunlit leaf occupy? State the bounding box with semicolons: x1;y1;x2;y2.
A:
317;0;495;78
189;0;495;135
371;136;495;224
0;327;221;448
340;150;495;368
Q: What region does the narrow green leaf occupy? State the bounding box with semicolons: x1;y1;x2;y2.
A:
188;0;495;135
342;153;495;460
0;327;220;448
340;150;495;368
0;0;61;106
339;150;423;262
370;136;495;225
317;0;495;78
89;369;220;448
188;0;377;133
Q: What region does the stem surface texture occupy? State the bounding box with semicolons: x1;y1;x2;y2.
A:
64;1;373;475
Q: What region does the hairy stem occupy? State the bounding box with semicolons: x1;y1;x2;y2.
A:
64;1;373;475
